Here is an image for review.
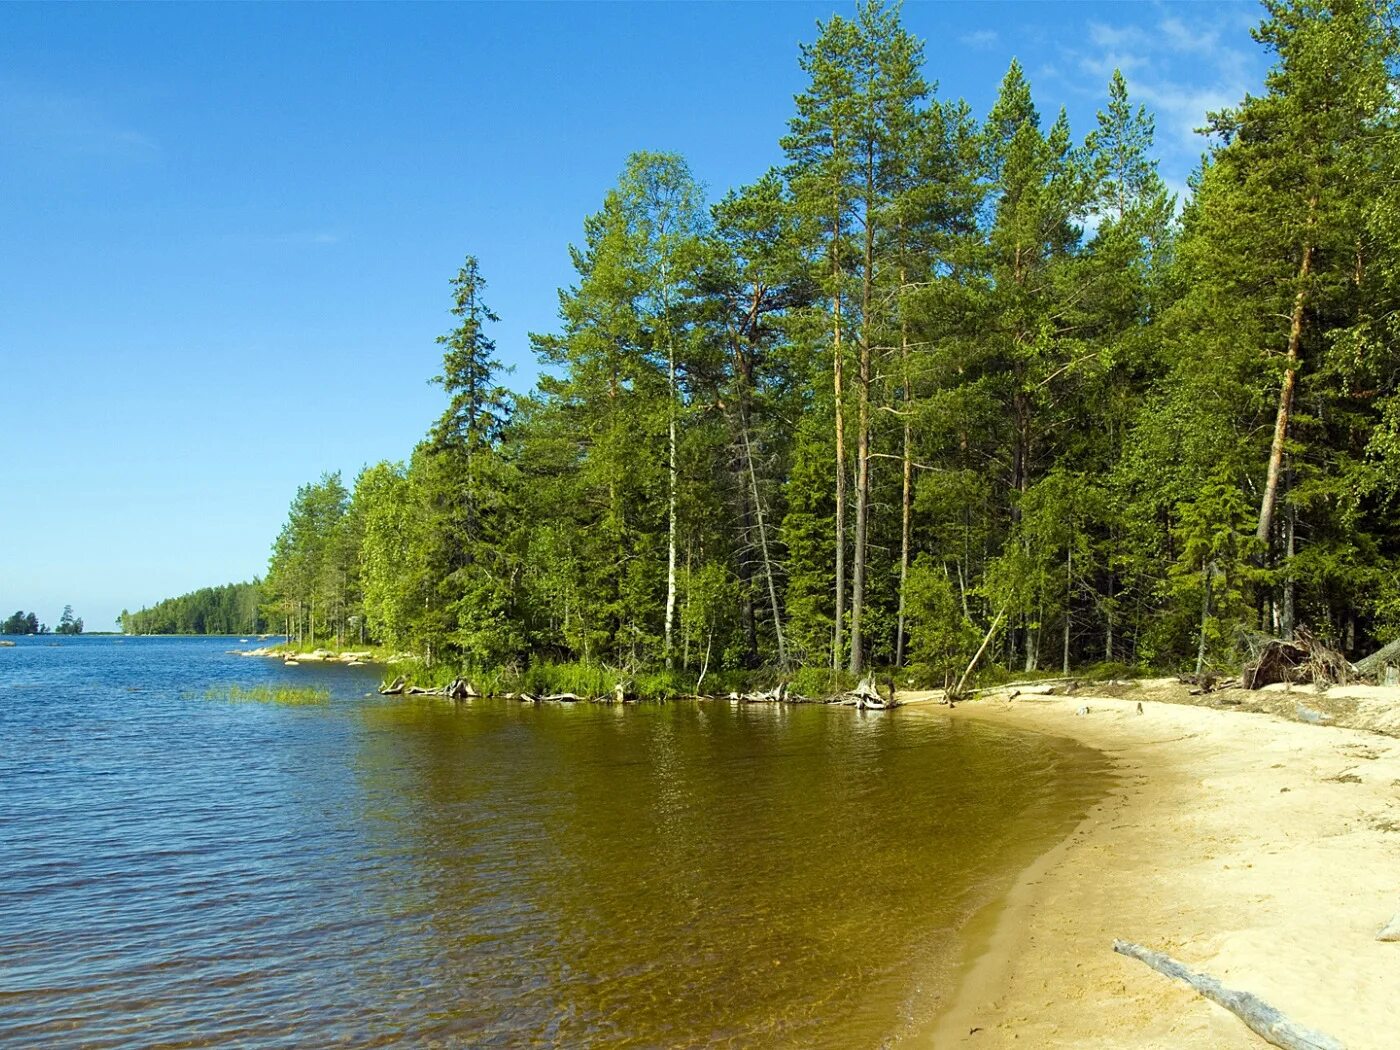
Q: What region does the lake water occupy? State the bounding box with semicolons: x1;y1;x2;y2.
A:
0;636;1107;1047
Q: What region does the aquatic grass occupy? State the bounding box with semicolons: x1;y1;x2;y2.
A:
386;660;861;701
202;684;330;706
519;661;614;698
787;666;858;699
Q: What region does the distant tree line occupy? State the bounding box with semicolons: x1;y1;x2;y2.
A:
264;0;1400;682
55;605;83;635
120;581;265;635
2;611;46;635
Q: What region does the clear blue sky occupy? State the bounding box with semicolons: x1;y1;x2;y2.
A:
1;1;1266;631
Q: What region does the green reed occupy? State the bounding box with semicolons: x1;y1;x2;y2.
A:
203;684;330;706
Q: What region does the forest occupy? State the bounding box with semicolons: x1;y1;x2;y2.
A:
257;0;1400;689
3;611;47;635
120;582;265;636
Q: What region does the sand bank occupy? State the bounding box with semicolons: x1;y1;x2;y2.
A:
900;687;1400;1049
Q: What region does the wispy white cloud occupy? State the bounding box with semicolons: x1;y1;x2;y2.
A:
0;82;159;163
1135;82;1238;150
959;29;999;50
1062;8;1261;160
1087;22;1149;51
1158;16;1224;57
1080;22;1152;77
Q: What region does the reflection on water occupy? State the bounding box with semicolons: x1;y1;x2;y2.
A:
0;637;1106;1047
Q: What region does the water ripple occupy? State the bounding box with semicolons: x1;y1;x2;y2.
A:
0;637;1106;1047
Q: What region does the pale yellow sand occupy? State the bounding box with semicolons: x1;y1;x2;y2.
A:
898;688;1400;1049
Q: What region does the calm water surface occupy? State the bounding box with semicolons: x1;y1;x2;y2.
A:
0;636;1107;1048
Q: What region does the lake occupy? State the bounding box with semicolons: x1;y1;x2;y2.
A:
0;636;1107;1047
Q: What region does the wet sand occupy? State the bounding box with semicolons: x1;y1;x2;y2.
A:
899;688;1400;1049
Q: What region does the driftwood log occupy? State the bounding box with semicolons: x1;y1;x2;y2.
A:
1112;940;1343;1050
444;678;479;700
1242;628;1352;690
1378;912;1400;942
1353;637;1400;679
848;675;899;709
951;607;1006;699
729;683;791;704
1179;670;1222;694
384;677;482;700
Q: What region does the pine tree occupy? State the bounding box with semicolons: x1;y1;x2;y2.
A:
706;172;814;667
784;9;862;670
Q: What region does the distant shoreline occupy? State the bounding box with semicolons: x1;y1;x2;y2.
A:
902;684;1400;1049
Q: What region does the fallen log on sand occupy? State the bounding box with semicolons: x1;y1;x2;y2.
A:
1378;911;1400;942
1242;627;1352;690
951;606;1006;699
843;675;899;710
1112;940;1343;1050
1353;637;1400;680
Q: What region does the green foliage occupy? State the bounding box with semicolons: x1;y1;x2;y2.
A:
902;557;976;685
262;472;352;646
2;611;43;635
122;583;263;635
242;0;1400;686
787;666;858;699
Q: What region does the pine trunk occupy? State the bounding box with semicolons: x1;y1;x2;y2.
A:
1282;485;1296;641
1062;543;1072;675
664;393;677;669
849;150;876;677
663;299;679;669
850;354;870;674
1256;236;1314;545
1105;577;1114;664
742;417;788;668
1196;563;1214;677
895;299;913;667
832;219;847;672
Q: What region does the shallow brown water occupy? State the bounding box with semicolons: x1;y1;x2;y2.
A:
0;637;1107;1047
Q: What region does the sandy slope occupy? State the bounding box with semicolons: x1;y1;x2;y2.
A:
898;689;1400;1049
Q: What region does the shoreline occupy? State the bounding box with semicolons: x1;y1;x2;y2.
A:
896;690;1400;1048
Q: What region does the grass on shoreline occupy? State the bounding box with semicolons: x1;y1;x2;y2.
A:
376;655;1155;703
202;684;330;706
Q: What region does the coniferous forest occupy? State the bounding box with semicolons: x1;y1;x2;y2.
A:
121;582;266;636
257;0;1400;686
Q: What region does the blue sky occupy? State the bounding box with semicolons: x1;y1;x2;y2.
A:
0;1;1268;631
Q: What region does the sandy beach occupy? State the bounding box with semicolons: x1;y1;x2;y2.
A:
900;682;1400;1049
